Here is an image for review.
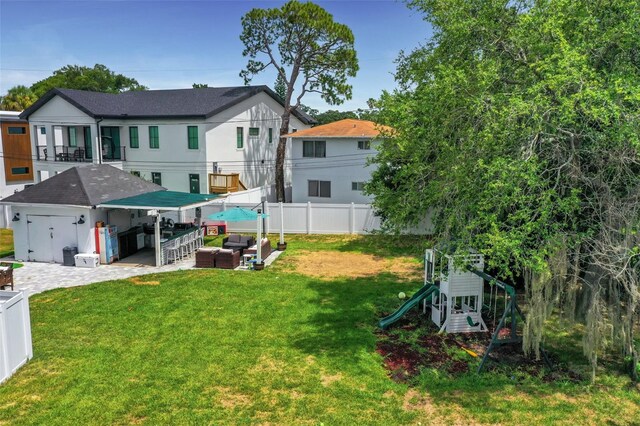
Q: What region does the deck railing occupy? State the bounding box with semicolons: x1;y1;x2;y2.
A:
208;173;246;193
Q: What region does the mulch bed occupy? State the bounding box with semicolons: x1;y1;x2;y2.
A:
376;309;583;383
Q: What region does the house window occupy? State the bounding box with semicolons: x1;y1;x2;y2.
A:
149;126;159;149
129;127;139;148
268;128;273;144
308;180;331;198
249;127;259;137
236;127;244;149
352;182;365;191
11;167;29;175
40;126;46;134
358;140;371;150
7;127;26;135
303;140;326;158
151;172;162;185
131;171;141;177
188;126;198;149
68;127;77;147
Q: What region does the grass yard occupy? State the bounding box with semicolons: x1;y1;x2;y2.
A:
0;234;638;424
0;229;14;258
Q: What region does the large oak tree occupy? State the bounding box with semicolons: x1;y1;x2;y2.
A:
369;0;640;379
240;0;358;202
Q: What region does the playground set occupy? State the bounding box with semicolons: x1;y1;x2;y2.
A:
379;249;552;372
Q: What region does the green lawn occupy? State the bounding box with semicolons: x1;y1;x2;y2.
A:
0;228;13;258
0;234;638;425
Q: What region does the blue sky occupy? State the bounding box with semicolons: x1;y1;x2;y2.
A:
0;0;432;112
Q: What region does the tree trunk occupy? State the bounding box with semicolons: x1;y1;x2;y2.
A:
276;112;291;203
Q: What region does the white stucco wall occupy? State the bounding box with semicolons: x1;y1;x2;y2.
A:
204;92;308;190
291;137;380;204
10;205;93;261
25;92;310;193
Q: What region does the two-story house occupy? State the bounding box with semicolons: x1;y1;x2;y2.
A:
0;111;34;199
19;86;314;194
288;119;390;204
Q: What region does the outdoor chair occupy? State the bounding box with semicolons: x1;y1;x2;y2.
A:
0;263;15;291
166;239;181;264
244;238;272;262
195;247;218;268
215;249;240;269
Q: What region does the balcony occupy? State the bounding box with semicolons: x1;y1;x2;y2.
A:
102;145;126;162
209;173;247;194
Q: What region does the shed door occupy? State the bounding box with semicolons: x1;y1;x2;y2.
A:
26;215;78;263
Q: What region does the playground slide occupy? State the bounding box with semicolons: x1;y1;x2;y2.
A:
378;284;439;329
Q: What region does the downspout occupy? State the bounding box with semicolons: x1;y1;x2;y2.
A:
96;117;103;164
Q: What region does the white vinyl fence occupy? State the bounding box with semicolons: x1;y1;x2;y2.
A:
193;202;384;235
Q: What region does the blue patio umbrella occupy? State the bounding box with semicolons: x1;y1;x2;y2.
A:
207;207;270;265
206;207;268;222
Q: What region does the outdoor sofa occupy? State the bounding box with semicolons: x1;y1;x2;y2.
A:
222;235;255;253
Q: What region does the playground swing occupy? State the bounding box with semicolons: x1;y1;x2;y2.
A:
379;248;553;373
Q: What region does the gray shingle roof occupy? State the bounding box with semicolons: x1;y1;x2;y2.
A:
20;86;316;124
1;164;165;207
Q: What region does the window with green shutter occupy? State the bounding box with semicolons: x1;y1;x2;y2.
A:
68;127;77;147
236;127;243;149
129;127;139;148
188;126;198;149
149;126;159;149
249;127;259;137
268;128;273;144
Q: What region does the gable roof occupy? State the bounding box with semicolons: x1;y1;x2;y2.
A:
1;164;164;207
284;119;392;138
20;86;316;124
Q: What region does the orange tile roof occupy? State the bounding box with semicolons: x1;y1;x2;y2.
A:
285;118;392;138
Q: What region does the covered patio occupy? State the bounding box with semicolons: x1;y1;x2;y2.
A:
98;191;218;266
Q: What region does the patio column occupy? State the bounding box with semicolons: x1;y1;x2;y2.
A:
154;211;161;266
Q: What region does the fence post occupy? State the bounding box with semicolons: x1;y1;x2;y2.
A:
306;202;312;234
350;202;355;234
264;201;270;234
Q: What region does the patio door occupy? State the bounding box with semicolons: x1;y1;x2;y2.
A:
189;174;200;194
26;215;78;263
83;126;92;160
101;127;121;160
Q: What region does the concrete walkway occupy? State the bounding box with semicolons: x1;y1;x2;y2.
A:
4;258;195;296
3;250;283;296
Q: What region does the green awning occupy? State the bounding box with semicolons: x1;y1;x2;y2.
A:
98;190;218;211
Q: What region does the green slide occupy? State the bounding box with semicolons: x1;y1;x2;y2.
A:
378;284;439;329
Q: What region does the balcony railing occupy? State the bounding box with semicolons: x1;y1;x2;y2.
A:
36;146;48;161
53;146;92;162
209;173;247;194
102;146;126;162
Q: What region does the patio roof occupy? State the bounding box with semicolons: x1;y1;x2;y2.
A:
98;190;219;211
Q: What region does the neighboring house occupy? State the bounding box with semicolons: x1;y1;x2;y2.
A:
1;164;164;263
19;86;314;194
0;111;34;198
288;119;390;204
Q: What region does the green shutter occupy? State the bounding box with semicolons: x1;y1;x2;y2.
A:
68;127;77;147
188;126;198;149
269;128;273;143
149;126;159;149
129;127;139;148
236;127;243;149
249;127;259;137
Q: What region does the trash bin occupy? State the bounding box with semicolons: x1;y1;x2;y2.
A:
62;246;78;266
